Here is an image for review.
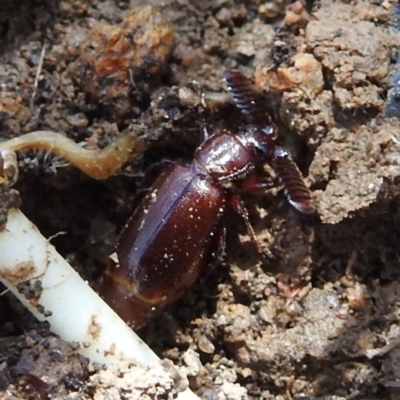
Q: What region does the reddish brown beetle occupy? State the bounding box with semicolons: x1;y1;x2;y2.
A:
100;71;315;329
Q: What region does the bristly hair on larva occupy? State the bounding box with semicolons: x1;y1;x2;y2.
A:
18;149;70;175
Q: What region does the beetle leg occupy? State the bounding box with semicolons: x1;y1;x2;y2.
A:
235;176;280;193
126;160;174;213
139;159;173;189
228;194;275;260
195;220;227;285
212;221;227;261
201;125;213;141
200;220;227;282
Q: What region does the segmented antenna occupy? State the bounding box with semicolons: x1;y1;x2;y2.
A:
223;71;267;124
224;70;315;214
271;148;315;214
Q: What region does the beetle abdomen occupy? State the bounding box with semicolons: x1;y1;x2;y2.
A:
101;162;225;328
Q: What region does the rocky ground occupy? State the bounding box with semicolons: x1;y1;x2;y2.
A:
1;0;400;399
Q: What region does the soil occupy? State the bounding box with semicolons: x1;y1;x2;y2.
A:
1;0;400;399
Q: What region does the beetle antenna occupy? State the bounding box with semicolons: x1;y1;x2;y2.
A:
223;70;267;124
271;148;315;214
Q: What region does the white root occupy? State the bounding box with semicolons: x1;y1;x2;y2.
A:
0;208;199;400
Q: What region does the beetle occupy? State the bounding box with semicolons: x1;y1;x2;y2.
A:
100;71;315;329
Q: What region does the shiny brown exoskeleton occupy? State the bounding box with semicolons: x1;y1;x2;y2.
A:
100;71;315;329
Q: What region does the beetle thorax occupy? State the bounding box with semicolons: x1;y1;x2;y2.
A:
194;132;256;181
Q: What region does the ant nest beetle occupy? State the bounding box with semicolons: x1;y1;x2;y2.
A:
100;71;316;330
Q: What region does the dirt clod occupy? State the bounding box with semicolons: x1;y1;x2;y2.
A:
70;5;175;121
